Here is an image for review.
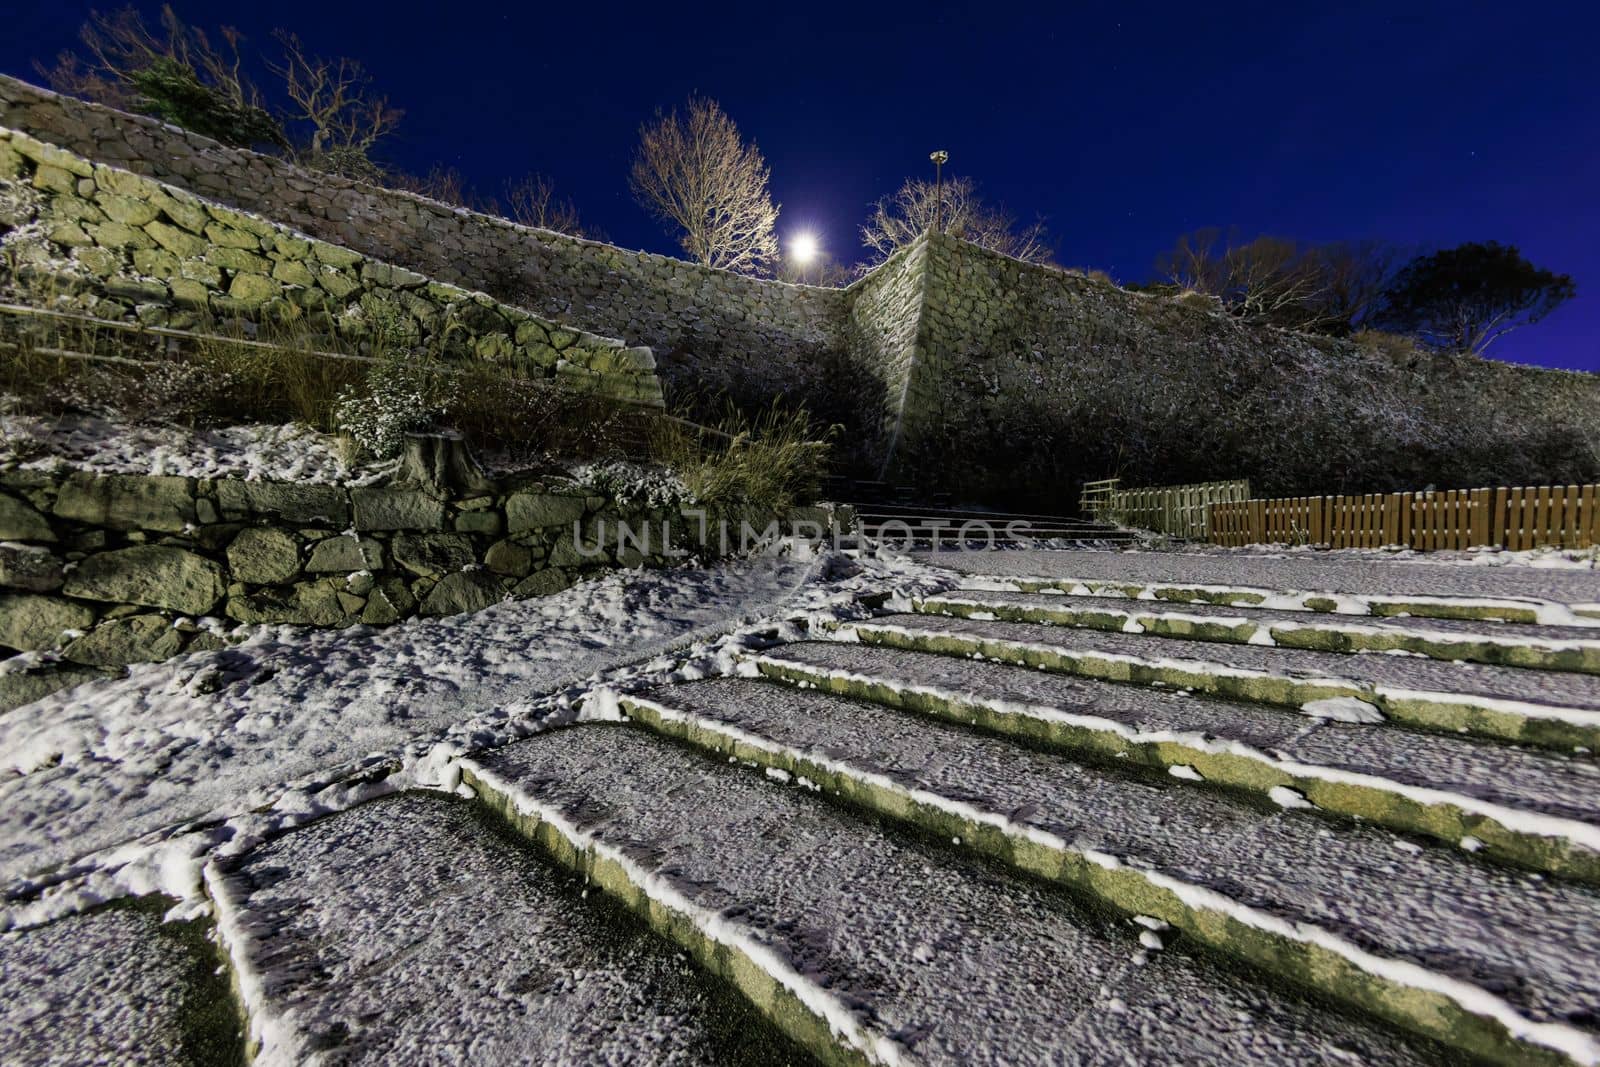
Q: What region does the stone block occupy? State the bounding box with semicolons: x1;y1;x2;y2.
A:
225;527;301;585
391;532;475;578
0;544;65;593
215;480;350;524
505;492;585;533
305;535;384;573
0;491;55;541
420;570;502;616
0;593;95;651
62;545;225;615
63;614;185;667
483;539;533;578
52;474;195;532
351;488;445;531
512;567;573;599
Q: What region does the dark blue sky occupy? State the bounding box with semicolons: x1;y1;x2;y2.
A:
7;1;1598;371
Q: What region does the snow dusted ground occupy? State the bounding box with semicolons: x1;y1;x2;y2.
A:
0;551;953;923
210;791;794;1066
920;546;1600;603
0;411;394;485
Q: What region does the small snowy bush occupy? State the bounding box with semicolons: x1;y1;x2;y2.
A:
335;355;456;459
570;460;692;509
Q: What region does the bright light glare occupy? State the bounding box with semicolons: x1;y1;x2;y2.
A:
790;232;819;264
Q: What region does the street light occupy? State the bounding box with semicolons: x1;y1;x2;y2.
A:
929;150;949;234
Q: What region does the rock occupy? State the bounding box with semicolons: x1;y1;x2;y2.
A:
0;544;65;592
305;535;384;573
351;488;445;531
62;546;225;615
360;578;416;625
505;492;586;533
0;594;95;651
391;532;476;578
483;539;533;578
0;491;55;541
420;570;503;616
225;580;353;626
513;568;574;599
215;480;350;525
226;527;301;585
52;474;195;532
548;534;605;569
0;663;111;714
345;571;377;597
63;615;185;667
454;510;502;536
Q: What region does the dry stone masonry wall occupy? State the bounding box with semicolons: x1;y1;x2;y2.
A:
0;76;825;415
4;75;1599;505
0;125;663;407
0;465;744;710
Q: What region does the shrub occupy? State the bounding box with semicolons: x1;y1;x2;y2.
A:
334;353;457;459
569;460;691;509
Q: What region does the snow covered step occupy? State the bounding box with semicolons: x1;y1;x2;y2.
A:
462;724;1454;1067
835;614;1600;753
205;791;796;1066
0;901;242;1065
923;549;1600;612
750;642;1600;880
621;678;1600;1065
956;571;1600;627
916;590;1600;673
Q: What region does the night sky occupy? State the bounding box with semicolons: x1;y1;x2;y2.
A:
6;1;1598;371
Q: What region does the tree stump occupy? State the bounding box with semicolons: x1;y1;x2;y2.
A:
394;432;494;496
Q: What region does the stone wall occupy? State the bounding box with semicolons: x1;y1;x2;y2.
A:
0;76;833;416
841;238;930;473
0;125;663;407
0;464;765;710
893;234;1600;504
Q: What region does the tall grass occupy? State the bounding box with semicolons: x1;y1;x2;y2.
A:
650;402;832;512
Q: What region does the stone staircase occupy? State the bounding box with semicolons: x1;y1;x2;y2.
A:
7;553;1600;1065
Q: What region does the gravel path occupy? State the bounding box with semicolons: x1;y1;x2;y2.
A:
475;724;1448;1067
209;791;799;1066
641;678;1600;1031
761;642;1600;823
917;548;1600;603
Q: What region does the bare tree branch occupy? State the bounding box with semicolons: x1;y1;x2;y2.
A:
860;176;1054;266
630;97;779;275
268;31;401;166
503;174;590;237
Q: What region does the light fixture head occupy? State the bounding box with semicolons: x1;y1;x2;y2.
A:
929;150;949;165
790;232;819;265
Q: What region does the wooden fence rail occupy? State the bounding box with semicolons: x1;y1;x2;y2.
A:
1097;479;1252;540
1209;485;1600;551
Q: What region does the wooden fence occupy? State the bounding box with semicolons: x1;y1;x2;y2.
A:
1088;478;1253;539
1209;485;1600;551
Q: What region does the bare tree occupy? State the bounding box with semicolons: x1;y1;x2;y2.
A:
1157;228;1402;334
40;5;284;148
268;31;401;177
630;97;779;275
503;174;591;238
861;176;1052;267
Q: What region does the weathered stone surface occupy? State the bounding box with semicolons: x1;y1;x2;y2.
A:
453;509;503;536
63;614;185;667
53;474;195;532
0;491;55;541
513;568;573;598
225;580;352;627
420;570;503;616
352;488;445;531
484;539;533;578
505;493;585;533
305;535;384;573
62;546;225;615
0;593;95;651
391;532;475;579
548;534;604;569
226;527;301;585
215;480;350;525
360;578;416;625
0;662;109;713
0;544;65;592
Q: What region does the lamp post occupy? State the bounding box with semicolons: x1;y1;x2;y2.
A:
929;149;949;234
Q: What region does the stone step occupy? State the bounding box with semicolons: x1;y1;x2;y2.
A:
916;590;1600;673
204;791;800;1065
0;900;243;1065
749;642;1600;880
956;571;1600;627
462;724;1454;1067
835;613;1600;752
919;549;1600;611
620;677;1600;1066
